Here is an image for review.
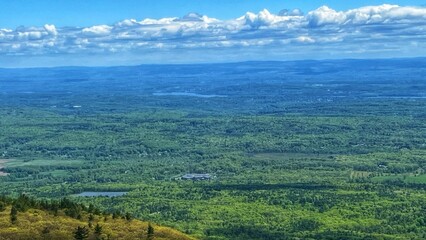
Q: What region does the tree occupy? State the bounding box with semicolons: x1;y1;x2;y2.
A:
74;226;89;240
94;223;103;235
42;227;51;234
112;211;119;219
88;203;95;213
10;205;18;224
14;194;34;211
147;223;154;240
65;205;82;219
0;201;6;212
125;212;132;221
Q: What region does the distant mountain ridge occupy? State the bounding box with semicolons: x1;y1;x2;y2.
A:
1;57;426;70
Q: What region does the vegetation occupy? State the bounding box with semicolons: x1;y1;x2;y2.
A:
0;195;192;240
148;223;155;240
73;226;89;240
0;60;425;239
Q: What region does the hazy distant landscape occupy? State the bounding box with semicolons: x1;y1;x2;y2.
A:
1;59;425;239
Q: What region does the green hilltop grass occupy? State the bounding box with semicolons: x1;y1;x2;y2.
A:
0;205;194;240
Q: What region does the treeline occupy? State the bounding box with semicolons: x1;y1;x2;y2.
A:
0;194;133;222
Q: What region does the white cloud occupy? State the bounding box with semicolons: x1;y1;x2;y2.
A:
239;9;304;29
44;24;58;36
307;6;347;26
296;36;315;43
1;4;426;65
82;25;113;35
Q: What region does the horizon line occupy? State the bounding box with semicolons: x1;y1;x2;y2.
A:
2;56;426;70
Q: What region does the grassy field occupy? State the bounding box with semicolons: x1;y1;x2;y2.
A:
3;159;84;168
372;174;426;184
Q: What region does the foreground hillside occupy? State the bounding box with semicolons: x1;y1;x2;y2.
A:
0;202;193;240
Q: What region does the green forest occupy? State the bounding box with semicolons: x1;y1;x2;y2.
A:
1;60;425;239
1;105;425;239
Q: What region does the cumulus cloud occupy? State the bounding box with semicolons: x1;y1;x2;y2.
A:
1;4;426;66
307;6;347;26
44;24;57;36
82;25;113;35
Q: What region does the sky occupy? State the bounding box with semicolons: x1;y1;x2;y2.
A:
1;0;426;67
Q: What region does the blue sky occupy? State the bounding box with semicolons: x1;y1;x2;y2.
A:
1;1;426;67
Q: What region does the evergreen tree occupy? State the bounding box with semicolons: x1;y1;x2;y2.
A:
10;205;18;224
74;226;89;240
14;194;35;211
88;203;95;213
112;211;120;219
125;212;132;221
65;205;82;219
94;223;103;235
147;223;154;240
93;207;101;215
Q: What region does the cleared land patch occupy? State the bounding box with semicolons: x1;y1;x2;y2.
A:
0;159;10;176
4;158;83;167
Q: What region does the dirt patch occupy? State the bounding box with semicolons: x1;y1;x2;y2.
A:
0;159;10;176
